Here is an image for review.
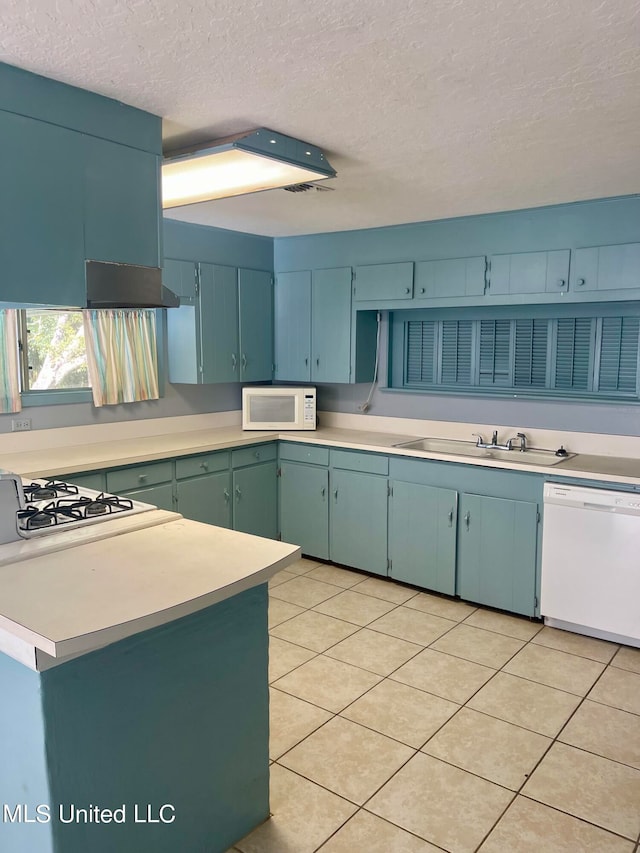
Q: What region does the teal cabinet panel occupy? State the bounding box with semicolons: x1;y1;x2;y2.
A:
414;257;486;299
275;271;311;381
106;460;172;493
279;462;329;559
0;110;85;306
353;262;414;301
570;243;640;292
238;268;274;382
200;263;239;383
330;469;388;575
176;470;232;528
232;443;278;469
330;449;388;475
488;250;570;295
83;135;160;268
164;259;197;303
64;471;107;492
175;451;230;479
312;267;352;383
233;461;278;539
389;481;457;595
457;493;538;616
279;442;329;466
167;304;199;384
118;482;175;512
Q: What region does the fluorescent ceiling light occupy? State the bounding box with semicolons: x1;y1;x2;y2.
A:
162;128;336;209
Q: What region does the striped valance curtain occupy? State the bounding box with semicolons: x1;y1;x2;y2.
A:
0;309;21;413
83;309;159;407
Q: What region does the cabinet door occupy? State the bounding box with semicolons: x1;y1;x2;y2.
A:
176;471;232;528
238;268;274;382
280;462;329;559
330;469;388;575
389;481;457;594
312;267;352;383
414;257;486;299
200;263;239;383
275;271;311;381
83;135;160;268
488;250;570;295
65;472;107;492
457;493;538;616
0;111;85;306
119;483;175;512
570;243;640;293
164;259;197;303
233;461;278;539
353;262;414;301
167;303;199;384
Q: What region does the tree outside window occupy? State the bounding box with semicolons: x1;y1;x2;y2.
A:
19;310;90;391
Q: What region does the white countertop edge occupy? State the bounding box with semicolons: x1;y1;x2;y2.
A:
0;545;300;671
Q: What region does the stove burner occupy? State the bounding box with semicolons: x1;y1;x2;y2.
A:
26;486;58;500
85;501;108;517
55;494;135;518
18;502;84;531
24;510;55;529
23;480;80;501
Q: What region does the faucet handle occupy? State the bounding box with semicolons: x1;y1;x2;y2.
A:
471;432;484;447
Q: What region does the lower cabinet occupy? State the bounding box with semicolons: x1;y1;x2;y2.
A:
279;461;329;559
106;461;175;512
388;481;457;595
330;468;388;575
457;493;538;616
233;461;278;539
118;483;175;512
176;471;232;528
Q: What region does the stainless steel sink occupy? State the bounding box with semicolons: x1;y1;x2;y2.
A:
393;437;574;466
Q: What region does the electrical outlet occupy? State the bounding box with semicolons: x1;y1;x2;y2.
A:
11;418;31;432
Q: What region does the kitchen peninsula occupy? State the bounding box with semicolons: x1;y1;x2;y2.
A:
0;506;300;853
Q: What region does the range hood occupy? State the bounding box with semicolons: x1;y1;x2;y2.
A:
86;261;180;309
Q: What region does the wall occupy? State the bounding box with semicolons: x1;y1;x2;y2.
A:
275;196;640;436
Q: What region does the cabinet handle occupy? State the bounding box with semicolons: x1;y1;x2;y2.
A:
200;462;209;471
138;474;147;483
333;488;338;501
405;287;411;294
231;353;237;369
556;279;566;288
320;486;326;498
304;357;309;366
241;353;247;369
420;287;426;294
235;486;242;500
576;278;586;287
316;358;320;367
464;511;470;530
448;508;454;527
254;451;261;459
223;488;230;502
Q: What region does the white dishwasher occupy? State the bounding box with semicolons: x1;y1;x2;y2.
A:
541;482;640;648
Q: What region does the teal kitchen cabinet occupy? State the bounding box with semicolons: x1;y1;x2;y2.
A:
163;259;197;303
570;242;640;294
0;110;85;306
457;493;538;616
329;450;389;575
64;471;107;492
279;443;330;558
414;257;486;300
312;267;352;383
388;481;457;594
175;452;232;528
167;263;272;384
106;461;175;511
274;271;311;381
231;445;278;539
83;135;161;268
487;250;570;296
353;262;414;301
238;268;274;382
274;267;353;383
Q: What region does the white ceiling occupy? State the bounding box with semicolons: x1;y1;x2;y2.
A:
2;0;640;237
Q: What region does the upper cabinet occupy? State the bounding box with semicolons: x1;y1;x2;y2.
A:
487;250;570;296
570;243;640;293
274;266;374;384
415;256;486;299
353;262;414;301
167;262;273;385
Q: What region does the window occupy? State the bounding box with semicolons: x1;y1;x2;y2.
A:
392;306;640;402
18;310;90;392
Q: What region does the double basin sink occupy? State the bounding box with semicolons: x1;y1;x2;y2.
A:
393;437;574;467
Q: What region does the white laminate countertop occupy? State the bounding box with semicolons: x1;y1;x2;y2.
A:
2;424;640;487
0;513;300;671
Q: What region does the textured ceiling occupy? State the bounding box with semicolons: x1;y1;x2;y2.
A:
2;0;640;236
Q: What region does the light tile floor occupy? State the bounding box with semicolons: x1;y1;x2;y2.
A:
231;559;640;853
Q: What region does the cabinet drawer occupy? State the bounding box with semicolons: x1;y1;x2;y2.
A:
279;443;329;466
107;460;173;493
176;451;230;480
231;443;277;469
331;449;388;475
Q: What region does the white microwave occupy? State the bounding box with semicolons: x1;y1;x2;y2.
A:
242;387;317;430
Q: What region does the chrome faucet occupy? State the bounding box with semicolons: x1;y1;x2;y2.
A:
506;432;527;452
472;430;525;451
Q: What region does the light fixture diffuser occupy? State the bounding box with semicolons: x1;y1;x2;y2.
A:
162;129;336;208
